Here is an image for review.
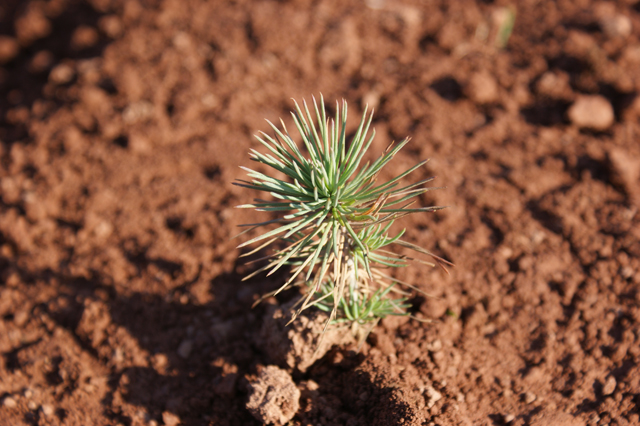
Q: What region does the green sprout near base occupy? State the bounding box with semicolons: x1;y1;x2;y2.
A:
235;96;451;333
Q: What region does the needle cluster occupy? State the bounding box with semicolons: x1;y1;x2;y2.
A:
236;96;450;329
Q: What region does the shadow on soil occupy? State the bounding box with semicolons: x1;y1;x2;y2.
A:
1;251;416;425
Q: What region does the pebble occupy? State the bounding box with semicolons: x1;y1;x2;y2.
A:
3;396;17;408
162;411;181;426
602;376;617;395
41;404;54;416
152;353;169;372
177;339;193;359
504;413;516;423
568;95;614;131
425;386;442;409
524;392;536;404
28;401;38;410
427;339;443;352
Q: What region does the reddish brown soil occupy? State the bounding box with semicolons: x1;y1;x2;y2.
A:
2;0;640;425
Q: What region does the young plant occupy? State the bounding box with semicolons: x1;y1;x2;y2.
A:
236;96;451;333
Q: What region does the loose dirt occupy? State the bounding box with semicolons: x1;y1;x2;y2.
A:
1;0;640;425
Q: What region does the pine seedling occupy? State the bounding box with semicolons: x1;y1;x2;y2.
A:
235;96;451;333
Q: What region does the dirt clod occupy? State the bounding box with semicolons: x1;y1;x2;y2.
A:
246;365;300;425
259;301;355;373
602;376;617;395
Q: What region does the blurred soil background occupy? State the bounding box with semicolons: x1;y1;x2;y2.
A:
1;0;640;425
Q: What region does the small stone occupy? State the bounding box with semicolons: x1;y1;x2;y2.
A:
3;396;17;408
524;392;536;404
152;353;169;373
427;339;443;352
162;411;181;426
602;376;617;395
425;386;442;409
49;63;75;84
28;401;38;410
177;339;193;359
504;413;516;423
568;95;614;131
305;380;319;391
41;404;54;416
